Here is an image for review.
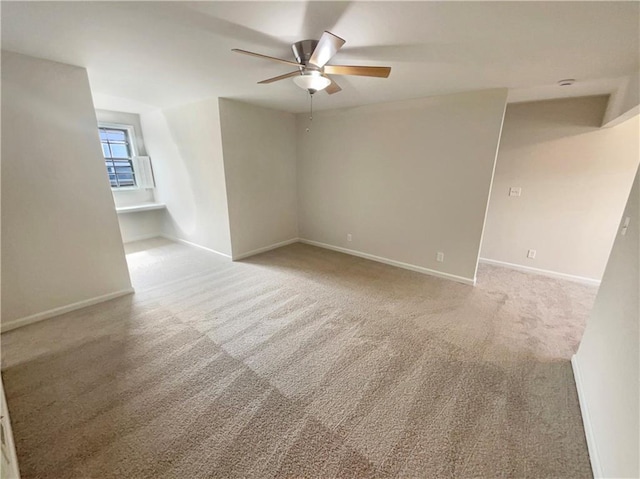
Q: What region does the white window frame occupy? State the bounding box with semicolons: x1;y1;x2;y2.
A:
99;122;139;191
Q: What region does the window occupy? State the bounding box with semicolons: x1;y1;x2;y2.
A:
99;124;137;188
98;122;155;190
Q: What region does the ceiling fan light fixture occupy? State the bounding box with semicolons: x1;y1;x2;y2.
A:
293;71;331;93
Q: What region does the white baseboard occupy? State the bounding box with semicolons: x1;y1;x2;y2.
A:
1;288;135;333
299;239;476;286
232;238;299;261
479;258;601;286
571;355;603;478
122;232;162;244
160;234;232;259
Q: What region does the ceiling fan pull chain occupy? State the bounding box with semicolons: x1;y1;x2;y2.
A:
306;91;313;133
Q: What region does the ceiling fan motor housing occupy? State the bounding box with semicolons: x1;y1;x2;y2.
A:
292;40;320;67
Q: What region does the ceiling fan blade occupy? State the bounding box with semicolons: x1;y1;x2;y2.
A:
324;65;391;78
232;49;301;68
257;71;301;84
308;31;346;68
325;78;342;94
301;2;352;40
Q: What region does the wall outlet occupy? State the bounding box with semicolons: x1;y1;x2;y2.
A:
347;233;352;242
527;249;536;259
509;187;522;197
436;252;444;262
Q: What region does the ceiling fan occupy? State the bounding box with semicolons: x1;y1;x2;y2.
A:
232;31;391;95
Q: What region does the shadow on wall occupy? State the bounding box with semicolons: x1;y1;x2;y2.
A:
140;109;198;239
503;95;609;148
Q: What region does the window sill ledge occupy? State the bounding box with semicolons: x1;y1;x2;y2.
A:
112;186;154;192
116;203;166;214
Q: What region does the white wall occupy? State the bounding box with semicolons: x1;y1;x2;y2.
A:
116;210;164;243
219;99;298;258
296;89;507;283
1;51;131;324
573;161;639;478
140;98;232;256
481;97;639;281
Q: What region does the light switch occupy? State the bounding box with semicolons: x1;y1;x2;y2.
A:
509;187;521;197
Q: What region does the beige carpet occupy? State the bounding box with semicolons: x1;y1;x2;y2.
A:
1;238;596;478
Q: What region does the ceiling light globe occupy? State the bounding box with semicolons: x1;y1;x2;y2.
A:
293;72;331;92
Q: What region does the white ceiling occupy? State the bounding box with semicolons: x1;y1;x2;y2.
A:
2;1;639;114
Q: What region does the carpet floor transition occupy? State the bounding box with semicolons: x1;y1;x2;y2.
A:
1;238;596;478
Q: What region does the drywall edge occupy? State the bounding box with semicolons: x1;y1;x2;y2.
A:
571;355;604;478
